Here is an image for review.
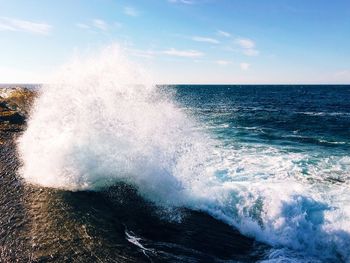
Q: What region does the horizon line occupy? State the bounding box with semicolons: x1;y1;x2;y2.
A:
1;83;350;86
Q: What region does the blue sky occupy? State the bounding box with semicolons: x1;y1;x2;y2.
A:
0;0;349;84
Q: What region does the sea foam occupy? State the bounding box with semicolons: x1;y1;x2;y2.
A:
18;45;213;206
18;45;350;262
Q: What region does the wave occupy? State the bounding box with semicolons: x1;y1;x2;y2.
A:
17;45;350;262
297;111;350;117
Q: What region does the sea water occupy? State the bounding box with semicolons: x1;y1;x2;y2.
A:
18;46;350;262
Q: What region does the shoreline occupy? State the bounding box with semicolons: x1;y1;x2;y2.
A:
0;86;266;262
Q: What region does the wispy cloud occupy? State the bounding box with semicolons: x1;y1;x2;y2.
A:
128;47;204;59
0;17;51;35
92;19;108;31
335;70;350;77
215;60;232;66
192;36;219;44
168;0;194;4
217;30;231;37
76;23;90;29
334;70;350;82
124;6;139;17
240;62;250;70
113;22;122;29
243;49;259;56
236;38;255;49
129;49;156;59
163;48;204;58
235;37;259;57
76;19;121;31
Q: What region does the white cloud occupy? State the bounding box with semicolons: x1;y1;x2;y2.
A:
168;0;194;4
128;47;204;59
334;70;350;82
236;38;255;49
235;37;260;56
217;30;231;37
129;49;156;59
163;48;204;58
192;36;219;44
243;49;259;56
113;22;122;29
124;6;139;17
240;62;250;70
335;70;350;77
0;65;51;83
215;60;232;66
0;17;51;35
76;20;121;31
92;19;108;31
76;23;90;29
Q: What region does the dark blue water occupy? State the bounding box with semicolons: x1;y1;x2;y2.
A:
172;85;349;152
6;84;349;263
166;85;350;262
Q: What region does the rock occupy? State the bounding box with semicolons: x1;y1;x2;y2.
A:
0;86;37;131
0;86;37;116
0;111;25;124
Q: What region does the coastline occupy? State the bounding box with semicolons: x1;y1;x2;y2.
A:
0;86;266;262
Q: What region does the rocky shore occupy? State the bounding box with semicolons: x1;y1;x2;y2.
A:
0;86;265;262
0;86;36;134
0;86;36;261
0;86;145;262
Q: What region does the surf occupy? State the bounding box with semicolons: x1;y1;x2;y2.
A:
17;44;350;262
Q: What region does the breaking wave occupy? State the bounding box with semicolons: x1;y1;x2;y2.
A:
18;45;350;262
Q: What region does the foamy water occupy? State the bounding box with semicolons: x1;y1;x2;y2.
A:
18;45;350;262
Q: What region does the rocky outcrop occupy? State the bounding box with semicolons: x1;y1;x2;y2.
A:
0;86;37;131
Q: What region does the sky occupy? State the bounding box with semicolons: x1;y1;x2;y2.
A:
0;0;349;84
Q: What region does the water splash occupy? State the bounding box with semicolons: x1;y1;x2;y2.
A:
17;45;213;206
17;45;350;262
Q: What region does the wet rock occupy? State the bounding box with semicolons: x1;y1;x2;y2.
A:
0;111;25;124
0;86;37;115
0;86;37;131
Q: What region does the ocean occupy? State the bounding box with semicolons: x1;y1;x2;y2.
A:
169;84;350;262
5;49;350;262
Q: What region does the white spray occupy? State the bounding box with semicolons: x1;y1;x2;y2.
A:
18;45;350;262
